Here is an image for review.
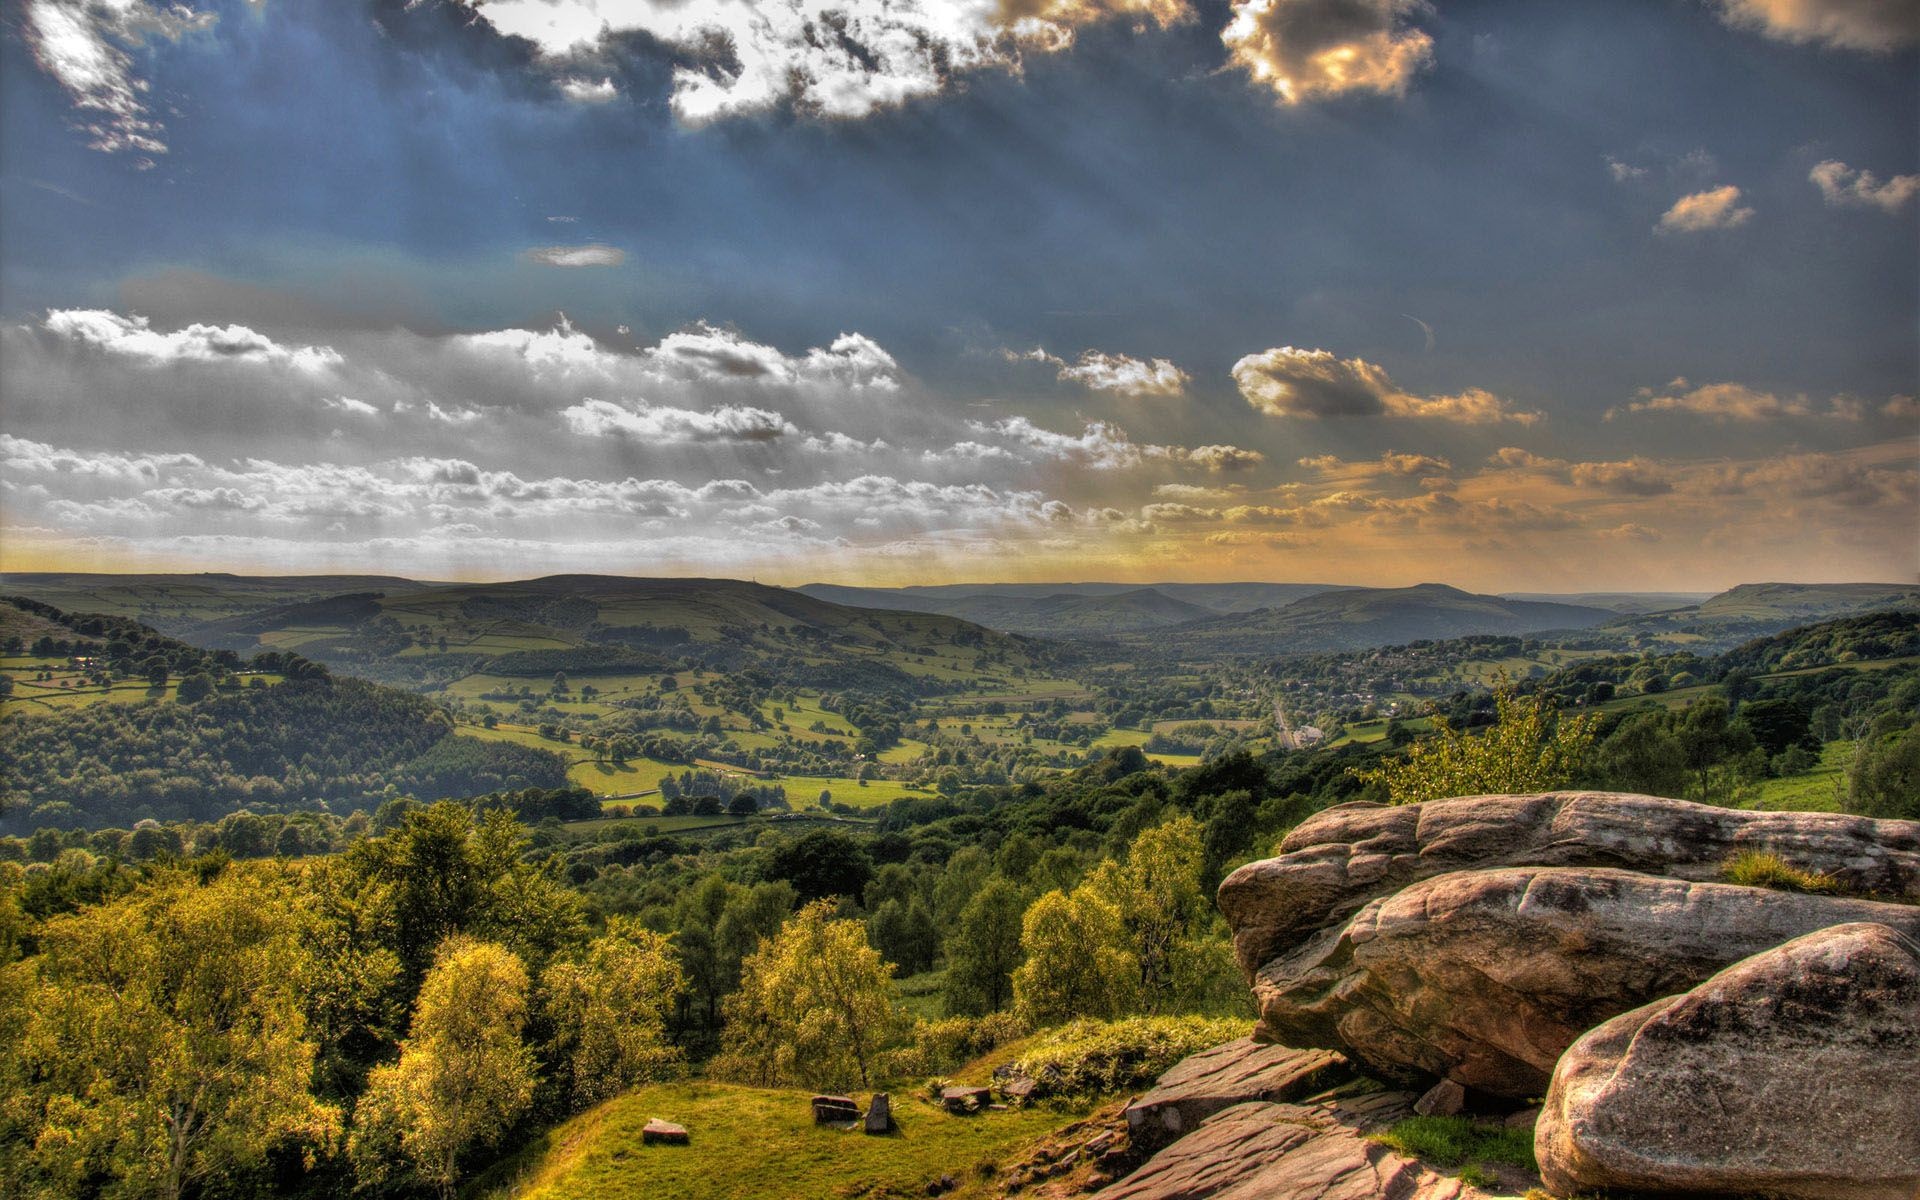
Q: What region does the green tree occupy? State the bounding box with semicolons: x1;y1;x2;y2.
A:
1850;720;1920;820
943;877;1026;1015
1352;687;1598;805
714;900;901;1089
1672;697;1756;804
6;869;339;1200
866;898;937;977
542;918;685;1108
349;938;536;1199
1592;712;1690;797
1011;887;1137;1026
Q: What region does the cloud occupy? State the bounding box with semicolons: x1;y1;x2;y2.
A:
525;243;628;267
1222;0;1435;104
1712;0;1918;52
1598;523;1663;543
962;417;1264;471
1185;444;1267;472
644;323;900;390
43;309;343;373
1656;185;1755;233
1053;349;1190;397
1567;459;1674;496
1619;380;1813;421
0;435;203;486
459;0;1189;126
557;75;618;103
1606;155;1651;183
561;397;798;442
1298;450;1452;478
23;0;214;155
1233;346;1538;424
325;396;381;417
1809;160;1920;213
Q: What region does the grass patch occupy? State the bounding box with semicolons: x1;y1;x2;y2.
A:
478;1079;1084;1200
1722;850;1841;895
1371;1115;1536;1172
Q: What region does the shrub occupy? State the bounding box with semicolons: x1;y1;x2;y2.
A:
876;1012;1029;1080
1722;850;1840;895
995;1016;1246;1099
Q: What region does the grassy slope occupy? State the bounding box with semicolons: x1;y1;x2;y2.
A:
483;1082;1081;1200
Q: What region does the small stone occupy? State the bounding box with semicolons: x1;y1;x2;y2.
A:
1413;1078;1465;1117
641;1118;688;1145
864;1092;892;1135
1001;1076;1038;1102
1502;1106;1540;1131
812;1094;860;1124
940;1085;992;1113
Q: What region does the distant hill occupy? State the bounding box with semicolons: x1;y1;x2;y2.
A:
136;574;1055;695
1602;582;1920;647
796;581;1346;634
1500;591;1712;615
0;572;437;635
1140;583;1618;657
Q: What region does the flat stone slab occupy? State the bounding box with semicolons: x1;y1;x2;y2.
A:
1123;1039;1347;1150
641;1118;688;1145
1096;1092;1486;1200
812;1094;860;1124
940;1086;992;1113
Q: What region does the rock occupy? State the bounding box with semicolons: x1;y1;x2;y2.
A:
1412;1079;1465;1117
926;1173;956;1196
1502;1107;1540;1131
1094;1091;1486;1200
864;1092;892;1135
1001;1076;1037;1103
1538;922;1920;1200
1123;1038;1348;1150
1248;865;1920;1097
940;1085;992;1113
641;1118;688;1145
1219;793;1920;976
811;1094;859;1124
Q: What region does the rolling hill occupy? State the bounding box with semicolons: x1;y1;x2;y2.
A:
0;572;437;633
1138;583;1618;658
796;581;1345;635
1600;582;1920;648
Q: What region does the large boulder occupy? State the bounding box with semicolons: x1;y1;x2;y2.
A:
1122;1038;1347;1150
1538;922;1920;1200
1219;793;1920;976
1095;1091;1486;1200
1249;866;1920;1097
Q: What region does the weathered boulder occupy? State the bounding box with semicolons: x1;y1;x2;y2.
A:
940;1085;992;1113
1095;1091;1486;1200
1122;1038;1347;1150
864;1093;892;1135
811;1094;859;1124
1538;922;1920;1200
1249;865;1920;1096
641;1118;689;1145
1220;793;1920;976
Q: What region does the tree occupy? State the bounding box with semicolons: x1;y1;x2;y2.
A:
349;938;536;1199
1592;712;1690;797
1352;686;1598;805
1672;697;1755;803
542;918;685;1108
1011;887;1137;1026
175;672;214;703
7;870;340;1200
767;830;872;902
727;793;758;818
943;877;1026;1015
714;900;901;1090
1850;721;1920;820
1088;816;1211;1010
866;898;937;977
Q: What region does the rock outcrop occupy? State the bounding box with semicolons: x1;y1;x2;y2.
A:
1248;864;1920;1095
1537;922;1920;1200
1096;1090;1487;1200
1122;1039;1346;1150
1220;793;1920;975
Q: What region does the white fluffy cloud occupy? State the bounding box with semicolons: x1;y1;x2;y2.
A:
1233;346;1538;424
561;397;798;442
1027;348;1190;397
1713;0;1918;52
958;417;1265;471
1809;160;1920;213
460;0;1188;125
1657;185;1755;234
23;0;215;155
1222;0;1434;104
43;309;343;373
525;243;628;267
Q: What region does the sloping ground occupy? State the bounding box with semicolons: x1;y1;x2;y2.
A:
481;1081;1095;1200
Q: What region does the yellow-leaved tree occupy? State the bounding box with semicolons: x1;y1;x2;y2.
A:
713;899;901;1090
3;868;340;1200
349;937;536;1200
1011;887;1137;1026
541;917;685;1108
1352;685;1599;806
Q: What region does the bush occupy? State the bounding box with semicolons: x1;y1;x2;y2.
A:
874;1012;1029;1081
994;1016;1246;1099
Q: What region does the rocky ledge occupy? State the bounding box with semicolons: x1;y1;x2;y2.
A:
1098;792;1920;1200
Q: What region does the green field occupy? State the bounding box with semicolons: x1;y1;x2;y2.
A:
1745;740;1853;813
779;776;940;809
2;661;287;714
481;1080;1086;1200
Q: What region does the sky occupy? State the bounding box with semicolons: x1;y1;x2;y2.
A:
0;0;1915;591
